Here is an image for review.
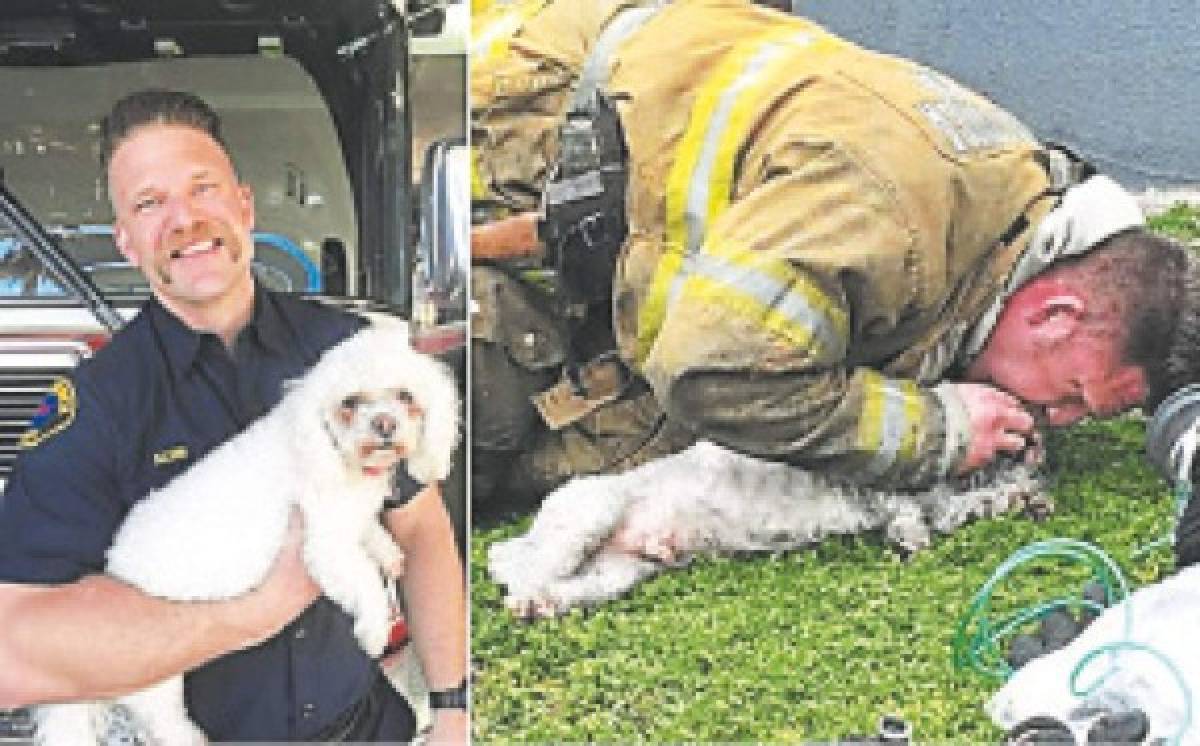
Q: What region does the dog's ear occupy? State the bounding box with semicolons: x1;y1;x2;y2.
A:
405;354;460;484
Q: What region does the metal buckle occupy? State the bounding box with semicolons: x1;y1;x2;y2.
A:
1043;148;1074;193
576;213;603;249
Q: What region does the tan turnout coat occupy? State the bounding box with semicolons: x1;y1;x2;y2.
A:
473;0;1058;487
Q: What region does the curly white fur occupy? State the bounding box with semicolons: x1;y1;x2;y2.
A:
489;441;1045;618
36;323;459;745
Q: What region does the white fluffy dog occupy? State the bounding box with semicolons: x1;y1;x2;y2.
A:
36;323;460;745
489;441;1045;618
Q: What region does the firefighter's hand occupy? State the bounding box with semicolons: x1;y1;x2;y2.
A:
470;211;543;261
950;382;1037;475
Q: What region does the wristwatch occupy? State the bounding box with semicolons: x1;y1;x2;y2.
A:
428;679;469;710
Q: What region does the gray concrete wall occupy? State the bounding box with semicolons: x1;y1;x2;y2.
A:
796;1;1200;195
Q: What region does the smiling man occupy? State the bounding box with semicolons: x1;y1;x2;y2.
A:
107;109;257;344
0;90;467;743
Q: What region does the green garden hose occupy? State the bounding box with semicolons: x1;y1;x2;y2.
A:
954;538;1193;745
953;538;1129;681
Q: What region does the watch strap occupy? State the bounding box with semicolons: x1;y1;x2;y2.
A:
428;679;469;710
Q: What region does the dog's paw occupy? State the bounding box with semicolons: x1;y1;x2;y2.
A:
353;616;391;658
407;449;454;485
894;536;930;560
503;591;565;620
1018;492;1055;522
374;541;405;578
385;549;406;579
885;518;931;558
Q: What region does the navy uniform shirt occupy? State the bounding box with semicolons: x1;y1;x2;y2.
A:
0;286;419;741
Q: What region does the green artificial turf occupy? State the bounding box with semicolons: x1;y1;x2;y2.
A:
469;208;1199;743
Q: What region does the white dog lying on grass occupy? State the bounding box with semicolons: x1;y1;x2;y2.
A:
35;324;459;746
489;441;1046;619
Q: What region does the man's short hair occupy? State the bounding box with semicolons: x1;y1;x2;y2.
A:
1159;246;1200;410
100;89;225;168
1066;227;1200;410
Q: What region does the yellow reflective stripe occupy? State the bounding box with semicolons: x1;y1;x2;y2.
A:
703;240;849;349
665;27;816;255
859;373;925;477
638;26;845;364
470;0;547;62
675;273;823;353
673;249;847;359
900;379;923;463
702;37;808;236
469;147;488;201
643;29;812;362
664;39;768;253
860;370;886;464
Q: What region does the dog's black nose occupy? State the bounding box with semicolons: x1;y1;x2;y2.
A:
372;413;398;440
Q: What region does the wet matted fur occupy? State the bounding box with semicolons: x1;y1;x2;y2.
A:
490;441;1047;619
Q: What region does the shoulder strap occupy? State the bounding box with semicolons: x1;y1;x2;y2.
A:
570;2;666;114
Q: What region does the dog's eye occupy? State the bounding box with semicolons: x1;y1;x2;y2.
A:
340;394;364;410
393;389;413;404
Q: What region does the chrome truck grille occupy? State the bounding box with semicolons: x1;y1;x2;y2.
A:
0;707;34;743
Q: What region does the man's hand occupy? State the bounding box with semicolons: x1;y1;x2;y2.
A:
223;510;320;649
0;510;321;708
950;382;1037;475
470;211;542;261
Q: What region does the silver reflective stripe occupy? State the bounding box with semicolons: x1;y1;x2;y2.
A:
673;252;844;357
933;382;970;478
571;3;666;112
865;380;910;477
682;35;811;254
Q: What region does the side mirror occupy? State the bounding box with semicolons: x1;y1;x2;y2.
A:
413;137;468;326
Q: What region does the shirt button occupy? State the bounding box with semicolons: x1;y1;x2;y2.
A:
294;627;307;640
302;703;316;719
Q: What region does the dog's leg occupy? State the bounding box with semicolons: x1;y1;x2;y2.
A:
508;548;663;618
487;535;538;591
883;498;932;555
34;703;100;746
489;473;639;599
120;676;206;746
362;520;404;577
304;532;393;657
607;524;687;566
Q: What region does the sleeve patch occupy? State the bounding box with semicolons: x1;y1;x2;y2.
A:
18;378;77;448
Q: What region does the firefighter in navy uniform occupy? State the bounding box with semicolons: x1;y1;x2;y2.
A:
470;0;1200;506
0;91;467;743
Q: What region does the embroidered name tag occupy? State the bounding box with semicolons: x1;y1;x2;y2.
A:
153;445;189;466
912;67;1036;153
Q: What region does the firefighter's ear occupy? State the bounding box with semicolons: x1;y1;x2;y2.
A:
1027;294;1085;346
237;183;255;231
